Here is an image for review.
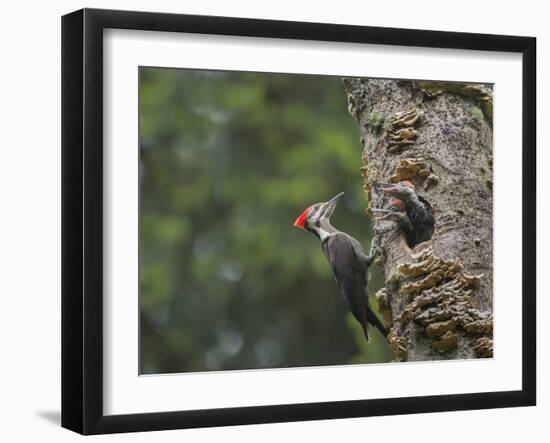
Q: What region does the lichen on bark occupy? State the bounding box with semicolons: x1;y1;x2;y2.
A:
343;78;494;362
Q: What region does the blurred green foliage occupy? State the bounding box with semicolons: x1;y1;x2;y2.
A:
139;68;392;374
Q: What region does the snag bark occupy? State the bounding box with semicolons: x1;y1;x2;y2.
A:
343;79;494;361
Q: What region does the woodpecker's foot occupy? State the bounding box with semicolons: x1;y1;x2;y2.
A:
372;246;381;258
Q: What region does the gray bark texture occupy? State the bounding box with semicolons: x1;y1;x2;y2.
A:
343;78;494;361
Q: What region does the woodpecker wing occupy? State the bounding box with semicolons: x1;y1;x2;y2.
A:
418;195;435;223
322;233;371;340
394;211;416;248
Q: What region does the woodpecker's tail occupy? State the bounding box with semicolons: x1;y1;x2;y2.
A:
361;322;370;342
367;307;389;339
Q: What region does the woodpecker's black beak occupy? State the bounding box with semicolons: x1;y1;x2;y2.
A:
371;208;395;221
320;192;344;220
374;182;411;199
375;182;399;193
371;208;408;223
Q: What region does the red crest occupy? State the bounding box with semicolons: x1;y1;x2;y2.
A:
294;206;312;229
390;198;406;210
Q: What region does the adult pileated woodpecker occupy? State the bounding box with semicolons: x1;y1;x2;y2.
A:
375;181;434;247
293;192;388;341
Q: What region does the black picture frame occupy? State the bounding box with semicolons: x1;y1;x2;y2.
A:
61;8;536;435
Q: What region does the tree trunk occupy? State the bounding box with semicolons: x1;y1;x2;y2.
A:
343;78;494;361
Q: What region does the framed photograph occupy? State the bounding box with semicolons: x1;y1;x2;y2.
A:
61;8;536;435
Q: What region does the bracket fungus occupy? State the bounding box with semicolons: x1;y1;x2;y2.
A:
384;108;421;153
389;158;431;183
385;247;493;360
